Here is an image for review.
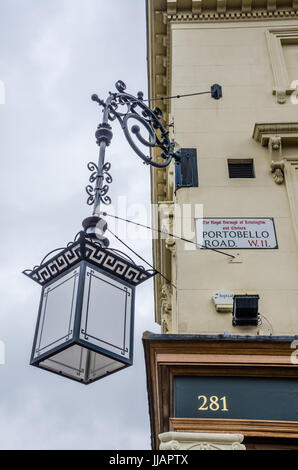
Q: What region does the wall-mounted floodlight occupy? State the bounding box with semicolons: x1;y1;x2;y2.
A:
232;294;260;326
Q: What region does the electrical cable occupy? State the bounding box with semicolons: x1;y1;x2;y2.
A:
260;314;274;335
142;91;212;102
106;228;177;289
102;212;235;259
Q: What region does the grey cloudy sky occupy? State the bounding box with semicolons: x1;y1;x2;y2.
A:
0;0;160;449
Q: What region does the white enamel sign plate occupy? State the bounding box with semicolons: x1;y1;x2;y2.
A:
195;218;278;249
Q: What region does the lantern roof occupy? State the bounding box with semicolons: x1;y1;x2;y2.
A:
23;232;156;287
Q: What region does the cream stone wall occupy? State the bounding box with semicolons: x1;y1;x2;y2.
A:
170;20;298;335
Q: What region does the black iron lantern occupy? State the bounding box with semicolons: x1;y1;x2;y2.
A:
24;232;155;383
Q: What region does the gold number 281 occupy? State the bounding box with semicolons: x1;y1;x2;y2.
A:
198;395;228;412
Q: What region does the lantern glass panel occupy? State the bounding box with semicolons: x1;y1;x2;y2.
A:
33;267;80;359
80;266;133;360
31;262;135;383
37;345;126;383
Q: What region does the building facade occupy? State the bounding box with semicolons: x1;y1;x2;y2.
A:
144;0;298;450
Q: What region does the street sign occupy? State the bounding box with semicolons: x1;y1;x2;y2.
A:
195;217;278;249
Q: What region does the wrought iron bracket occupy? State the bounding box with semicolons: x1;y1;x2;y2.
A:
84;80;221;244
91;80;177;168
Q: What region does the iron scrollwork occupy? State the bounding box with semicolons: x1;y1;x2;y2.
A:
86;80;179;214
91;80;178;168
86;161;113;206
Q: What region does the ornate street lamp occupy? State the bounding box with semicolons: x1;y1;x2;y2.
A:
23;80;222;384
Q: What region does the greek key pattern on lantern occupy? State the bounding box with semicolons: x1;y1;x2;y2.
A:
26;243;81;286
85;242;151;286
23;238;156;287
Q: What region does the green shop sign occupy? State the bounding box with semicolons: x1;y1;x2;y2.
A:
174;376;298;421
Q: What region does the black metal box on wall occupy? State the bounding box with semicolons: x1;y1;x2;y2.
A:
175;148;198;190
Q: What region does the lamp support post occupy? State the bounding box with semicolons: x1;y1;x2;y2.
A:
92;94;114;217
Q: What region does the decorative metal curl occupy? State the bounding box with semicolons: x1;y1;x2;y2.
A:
87;162;98;183
85;183;112;206
86;184;95;206
97;184;112;206
103;162;112;184
91;80;179;168
86;161;112;206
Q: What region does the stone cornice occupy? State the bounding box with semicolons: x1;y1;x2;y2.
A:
253;122;298;145
161;0;298;15
167;9;298;22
